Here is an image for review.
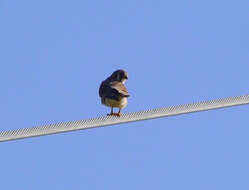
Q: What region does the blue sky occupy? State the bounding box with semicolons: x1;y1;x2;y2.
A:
0;0;249;189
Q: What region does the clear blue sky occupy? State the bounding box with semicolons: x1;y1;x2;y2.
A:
1;0;248;189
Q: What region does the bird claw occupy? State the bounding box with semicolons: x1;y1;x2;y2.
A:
107;113;121;117
113;113;121;117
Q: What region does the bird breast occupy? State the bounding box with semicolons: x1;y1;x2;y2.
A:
103;97;128;109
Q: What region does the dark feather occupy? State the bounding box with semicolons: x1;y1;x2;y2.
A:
99;81;129;102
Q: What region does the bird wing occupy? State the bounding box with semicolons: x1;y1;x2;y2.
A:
99;81;129;101
110;81;129;97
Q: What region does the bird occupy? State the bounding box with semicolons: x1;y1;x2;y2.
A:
99;69;130;117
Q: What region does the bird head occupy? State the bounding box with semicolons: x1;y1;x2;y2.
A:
110;69;128;83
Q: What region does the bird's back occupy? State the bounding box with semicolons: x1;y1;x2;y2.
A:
99;79;129;100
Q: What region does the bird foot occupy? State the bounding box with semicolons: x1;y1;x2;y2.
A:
107;113;121;117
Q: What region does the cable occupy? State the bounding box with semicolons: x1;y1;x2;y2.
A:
0;94;249;142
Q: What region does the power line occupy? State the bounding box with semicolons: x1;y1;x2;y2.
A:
0;94;249;142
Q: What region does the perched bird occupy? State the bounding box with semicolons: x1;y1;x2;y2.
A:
99;69;130;116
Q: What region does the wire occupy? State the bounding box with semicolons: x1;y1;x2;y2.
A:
0;94;249;142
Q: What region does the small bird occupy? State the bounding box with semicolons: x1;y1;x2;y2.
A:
99;69;130;116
